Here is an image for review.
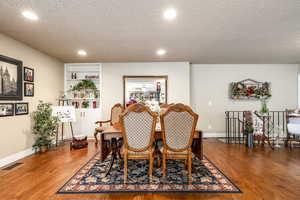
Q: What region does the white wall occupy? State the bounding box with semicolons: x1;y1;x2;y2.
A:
0;33;64;160
191;64;298;133
101;62;190;119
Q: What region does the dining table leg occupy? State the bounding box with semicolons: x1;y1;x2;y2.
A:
104;138;123;177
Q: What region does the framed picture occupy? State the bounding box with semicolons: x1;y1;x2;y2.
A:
230;79;271;100
0;55;23;100
24;67;34;82
0;103;14;117
24;83;34;97
15;103;29;115
123;76;168;107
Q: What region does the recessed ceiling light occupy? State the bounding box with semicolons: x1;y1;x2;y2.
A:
163;8;177;20
22;11;38;21
157;49;166;56
77;50;87;56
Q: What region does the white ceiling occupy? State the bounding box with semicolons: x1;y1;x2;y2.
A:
0;0;300;64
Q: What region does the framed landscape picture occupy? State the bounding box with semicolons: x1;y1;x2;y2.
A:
0;55;23;100
15;102;29;115
24;67;34;82
24;83;34;97
0;103;14;117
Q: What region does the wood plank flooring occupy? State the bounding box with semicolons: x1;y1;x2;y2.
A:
0;139;299;200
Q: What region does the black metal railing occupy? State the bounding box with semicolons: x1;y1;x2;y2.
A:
225;111;287;144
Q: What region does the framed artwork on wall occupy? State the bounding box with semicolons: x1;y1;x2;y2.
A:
24;82;34;97
123;76;168;107
15;102;29;115
230;79;271;100
0;55;23;100
0;103;14;117
24;67;34;82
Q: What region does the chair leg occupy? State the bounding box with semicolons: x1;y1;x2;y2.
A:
124;153;128;184
149;154;153;183
188;152;192;184
162;153;166;178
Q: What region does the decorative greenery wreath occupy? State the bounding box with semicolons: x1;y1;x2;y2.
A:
231;81;271;100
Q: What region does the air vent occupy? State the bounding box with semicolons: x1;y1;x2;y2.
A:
2;162;23;170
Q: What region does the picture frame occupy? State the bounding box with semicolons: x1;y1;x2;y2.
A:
24;67;34;82
15;102;29;115
0;103;14;117
0;55;23;100
230;79;271;100
24;83;34;97
123;75;168;107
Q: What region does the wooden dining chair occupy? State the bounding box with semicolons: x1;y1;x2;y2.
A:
160;103;198;182
120;103;157;183
159;103;175;113
94;103;124;161
95;103;124;127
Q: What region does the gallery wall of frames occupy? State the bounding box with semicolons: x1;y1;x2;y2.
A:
0;55;34;117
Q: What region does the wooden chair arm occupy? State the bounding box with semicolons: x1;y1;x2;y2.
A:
95;120;111;126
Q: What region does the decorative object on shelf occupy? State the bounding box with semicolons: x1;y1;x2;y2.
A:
71;72;77;79
32;101;59;152
24;67;34;82
230;79;271;100
123;76;168;107
24;82;34;97
72;79;97;93
0;55;23;100
82;100;90;108
0;103;14;117
15;102;29;115
85;75;99;79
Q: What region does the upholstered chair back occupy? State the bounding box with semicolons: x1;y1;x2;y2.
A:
120;103;157;151
161;104;198;151
111;104;124;125
160;103;175;114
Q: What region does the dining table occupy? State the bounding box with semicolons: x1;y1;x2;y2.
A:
94;122;203;175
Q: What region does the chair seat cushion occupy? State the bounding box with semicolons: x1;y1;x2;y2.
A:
287;124;300;135
159;146;188;154
121;146;151;155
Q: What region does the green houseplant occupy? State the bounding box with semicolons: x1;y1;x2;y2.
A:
72;79;97;93
32;101;59;152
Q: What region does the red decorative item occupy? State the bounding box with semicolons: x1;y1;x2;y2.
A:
126;99;137;107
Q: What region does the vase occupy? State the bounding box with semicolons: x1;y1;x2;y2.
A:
246;133;253;148
260;99;269;115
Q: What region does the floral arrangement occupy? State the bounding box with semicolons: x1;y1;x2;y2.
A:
230;79;271;100
82;100;90;108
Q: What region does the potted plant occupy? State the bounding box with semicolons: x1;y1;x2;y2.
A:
32;101;59;152
73;80;97;92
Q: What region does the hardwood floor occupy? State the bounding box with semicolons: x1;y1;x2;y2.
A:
0;139;299;200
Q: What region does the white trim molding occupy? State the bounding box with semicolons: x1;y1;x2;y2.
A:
203;132;226;138
0;148;34;168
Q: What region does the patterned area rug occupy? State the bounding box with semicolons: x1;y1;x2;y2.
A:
58;153;241;193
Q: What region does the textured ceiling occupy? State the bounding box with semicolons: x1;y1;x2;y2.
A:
0;0;300;63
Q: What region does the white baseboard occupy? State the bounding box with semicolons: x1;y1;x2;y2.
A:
0;148;34;168
203;132;226;138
